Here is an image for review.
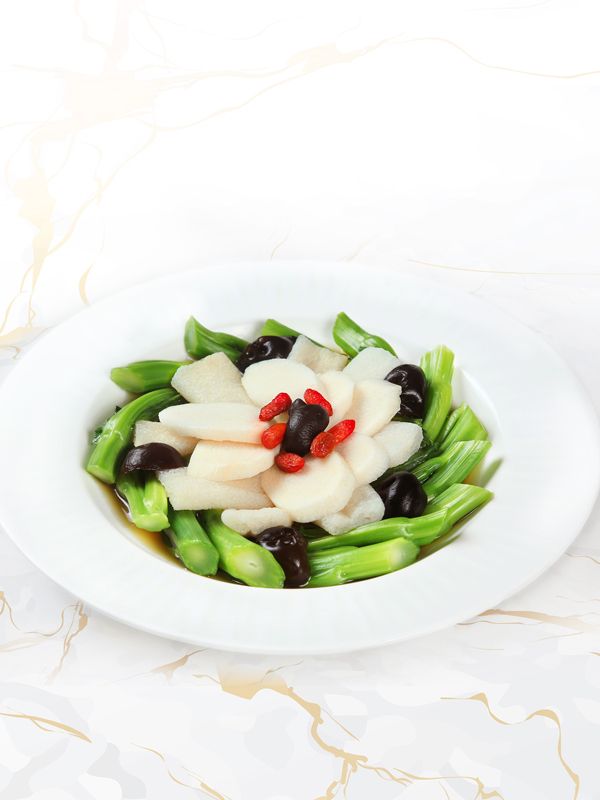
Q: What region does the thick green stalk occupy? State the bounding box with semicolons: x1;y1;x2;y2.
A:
308;538;419;586
184;316;248;361
426;483;494;526
167;508;219;576
86;388;182;484
332;312;396;357
415;440;491;499
307;510;448;552
420;345;454;441
260;318;301;338
110;360;189;393
115;472;169;532
199;510;285;588
437;403;488;450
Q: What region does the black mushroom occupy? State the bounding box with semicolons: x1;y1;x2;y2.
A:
282;398;329;456
121;443;185;474
236;335;296;372
254;526;310;587
385;364;427;418
376;471;427;519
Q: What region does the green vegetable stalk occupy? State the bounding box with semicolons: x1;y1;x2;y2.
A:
110;360;188;393
415;440;491;499
184;316;248;361
199;510;285;588
86;388;182;484
115;471;169;532
420;345;454;441
308;538;419;586
332;312;397;358
437;403;488;450
425;483;493;526
167;508;219;576
260;318;302;338
307;509;448;552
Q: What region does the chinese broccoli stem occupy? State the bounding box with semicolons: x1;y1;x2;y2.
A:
115;471;169;532
260;318;301;338
167;508;219;576
110;360;188;393
420;345;454;441
307;510;448;552
437;403;488;450
199;510;285;588
414;440;491;499
86;388;182;484
308;538;419;587
184;316;248;361
332;312;397;358
425;483;494;526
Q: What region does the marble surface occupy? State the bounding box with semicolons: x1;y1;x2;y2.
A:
1;2;600;798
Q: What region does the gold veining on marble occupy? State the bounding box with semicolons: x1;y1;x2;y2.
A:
48;602;88;681
443;693;580;799
135;744;229;800
478;608;599;632
0;709;91;742
148;648;205;680
408;257;600;277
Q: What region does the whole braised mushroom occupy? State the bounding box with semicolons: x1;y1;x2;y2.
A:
376;471;427;518
385;364;427;418
236;335;296;373
282;398;329;456
254;526;310;587
121;443;185;474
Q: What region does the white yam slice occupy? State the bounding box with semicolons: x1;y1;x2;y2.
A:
337;433;389;485
158;468;270;511
159;403;267;444
171;352;252;404
346;380;401;435
319;371;354;426
343;347;401;382
318;484;385;535
221;507;292;536
261;452;355;523
288;335;348;372
241;359;322;406
134;421;196;456
188;440;275;481
373;421;423;468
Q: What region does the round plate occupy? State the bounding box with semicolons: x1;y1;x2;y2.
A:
0;263;598;654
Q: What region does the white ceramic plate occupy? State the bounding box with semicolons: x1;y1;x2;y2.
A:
0;263;598;654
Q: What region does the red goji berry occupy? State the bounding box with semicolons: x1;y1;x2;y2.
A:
310;431;336;458
328;419;356;444
304;387;333;417
261;422;287;450
275;452;305;473
259;392;292;421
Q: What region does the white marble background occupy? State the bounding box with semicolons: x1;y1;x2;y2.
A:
1;1;600;798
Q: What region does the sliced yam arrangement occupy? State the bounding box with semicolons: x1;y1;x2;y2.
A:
188;440;275;481
158;468;270;510
261;452;355;522
317;484;385;535
288;335;348;372
319;371;354;426
337;433;389;485
159;403;268;443
171;352;252;404
346;379;401;435
221;507;292;536
373;421;423;468
241;359;323;407
342;346;401;382
134;420;197;456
